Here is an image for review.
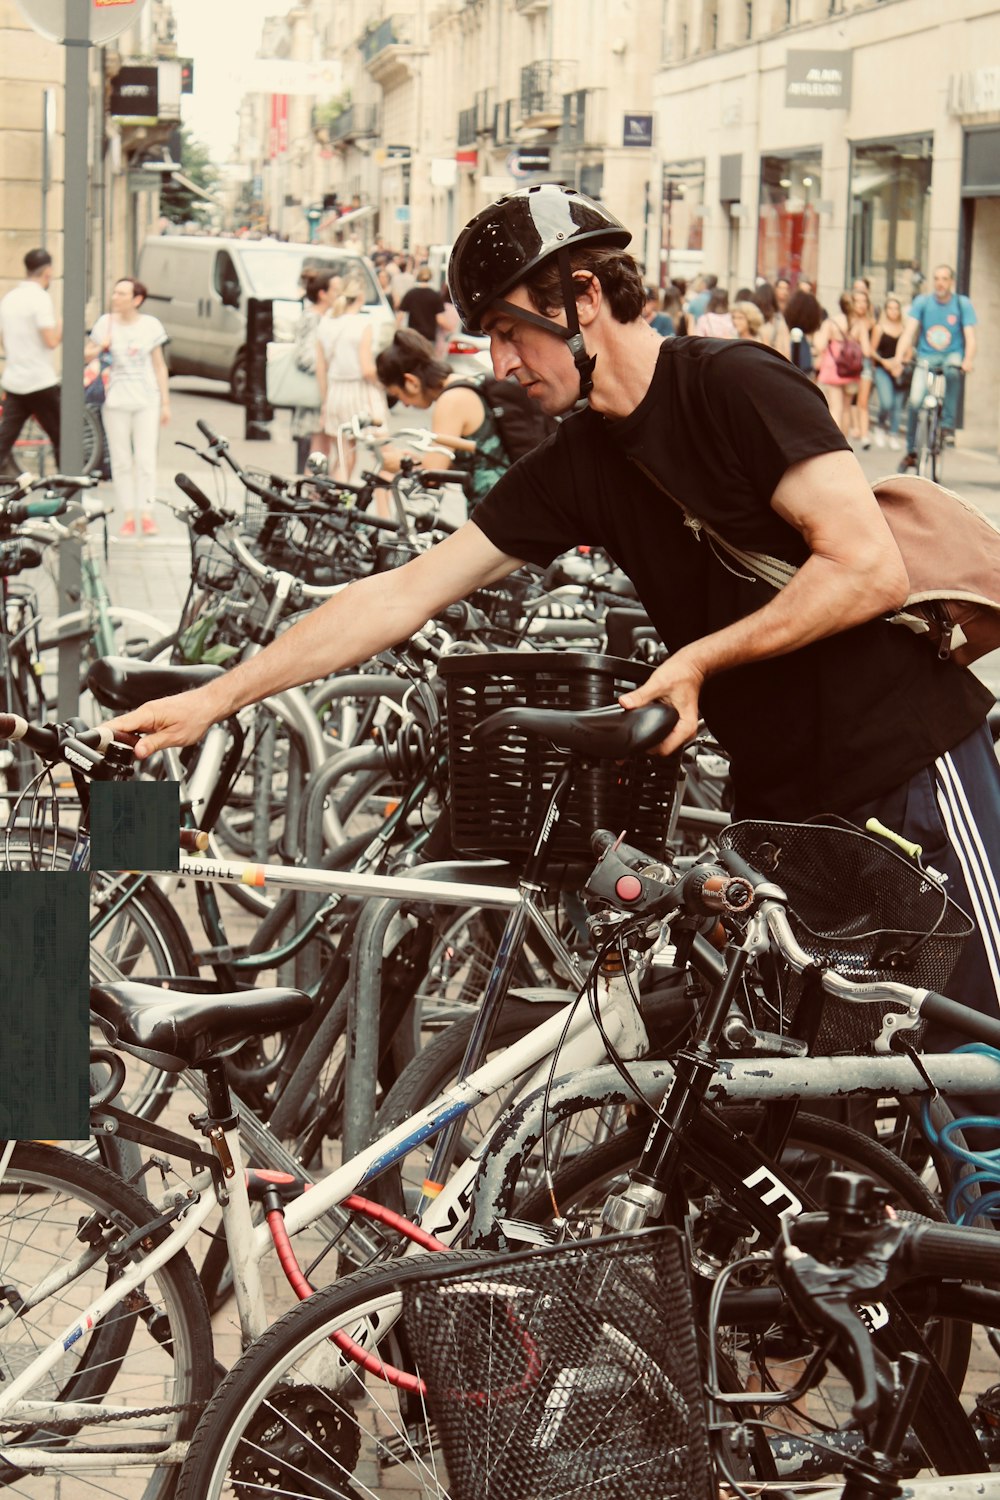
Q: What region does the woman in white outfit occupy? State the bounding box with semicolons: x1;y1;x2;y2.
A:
86;278;169;537
316;277;387;482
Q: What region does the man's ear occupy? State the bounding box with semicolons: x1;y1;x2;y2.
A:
574;271;601;327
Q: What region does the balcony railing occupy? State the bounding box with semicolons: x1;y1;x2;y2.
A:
359;15;412;67
519;59;576;125
329;102;378;142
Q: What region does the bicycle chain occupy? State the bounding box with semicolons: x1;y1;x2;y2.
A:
0;1400;203;1434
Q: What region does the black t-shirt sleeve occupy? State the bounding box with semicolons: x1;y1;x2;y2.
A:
470;424;589;566
706;344;851;506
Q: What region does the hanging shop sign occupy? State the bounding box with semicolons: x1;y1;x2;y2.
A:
785;50;852;110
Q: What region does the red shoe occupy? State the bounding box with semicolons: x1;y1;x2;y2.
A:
119;515;136;537
141;514;159;536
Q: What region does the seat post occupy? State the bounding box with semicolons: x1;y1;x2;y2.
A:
201;1060;237;1128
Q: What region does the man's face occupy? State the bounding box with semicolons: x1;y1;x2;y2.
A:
933;267;954;300
37;264;52;289
775;278;790;309
481;285;581;415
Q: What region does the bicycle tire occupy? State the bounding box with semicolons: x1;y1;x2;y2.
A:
513;1109;973;1477
175;1249;494;1499
373;980;697;1217
0;1140;213;1499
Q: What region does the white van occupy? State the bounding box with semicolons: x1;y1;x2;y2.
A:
136;236;393;401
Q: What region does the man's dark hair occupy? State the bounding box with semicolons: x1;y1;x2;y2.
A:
522;246;645;326
784;290;822;336
303;269;334;304
24;248;52;276
375;328;450;391
704;274;718;291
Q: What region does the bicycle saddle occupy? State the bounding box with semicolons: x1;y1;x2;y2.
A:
470;702;678;759
87;656;226;714
90;982;313;1073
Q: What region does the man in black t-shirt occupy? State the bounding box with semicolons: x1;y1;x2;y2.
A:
397;267;447;344
109;185;1000;1022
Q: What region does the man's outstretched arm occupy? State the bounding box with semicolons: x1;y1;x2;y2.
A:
106;522;523;759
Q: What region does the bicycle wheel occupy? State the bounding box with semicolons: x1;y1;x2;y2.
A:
915;408;939;480
83;406;104;473
175;1250;490;1500
373;979;697;1217
0;1141;213;1498
514;1110;972;1467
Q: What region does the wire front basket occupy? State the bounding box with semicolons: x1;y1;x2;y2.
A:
402;1230;713;1500
720;819;974;1052
173;533;270;666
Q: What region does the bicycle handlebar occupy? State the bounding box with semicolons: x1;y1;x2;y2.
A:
0;713;139;761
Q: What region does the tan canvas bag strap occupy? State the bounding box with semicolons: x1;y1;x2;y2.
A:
630;457;797;591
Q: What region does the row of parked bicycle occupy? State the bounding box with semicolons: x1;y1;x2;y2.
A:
1;433;1000;1499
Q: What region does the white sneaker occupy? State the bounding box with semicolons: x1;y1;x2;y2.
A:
888;434;902;451
860;437;871;451
873;428;886;449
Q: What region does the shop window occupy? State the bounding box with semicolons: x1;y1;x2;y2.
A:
849;137;932;308
757;152;821;287
661;158;705;285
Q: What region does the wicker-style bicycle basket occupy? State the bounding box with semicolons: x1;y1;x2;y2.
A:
402;1229;712;1500
439;650;679;862
719;819;974;1053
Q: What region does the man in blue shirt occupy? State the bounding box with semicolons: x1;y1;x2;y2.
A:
685;273;716;321
893;264;977;470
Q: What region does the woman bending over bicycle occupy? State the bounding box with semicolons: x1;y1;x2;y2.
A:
375;328;508;510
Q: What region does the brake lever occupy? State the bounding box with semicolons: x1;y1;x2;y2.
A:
778;1217;904;1424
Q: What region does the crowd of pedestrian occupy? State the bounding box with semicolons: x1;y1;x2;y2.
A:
639;265;978;467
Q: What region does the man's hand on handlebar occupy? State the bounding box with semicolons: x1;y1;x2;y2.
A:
103;688;220;761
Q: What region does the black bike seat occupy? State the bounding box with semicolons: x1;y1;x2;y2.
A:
87;657;225;713
470;702;677;759
90;983;312;1073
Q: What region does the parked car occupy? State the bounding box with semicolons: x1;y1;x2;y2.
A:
444;325;493;377
137;237;394;402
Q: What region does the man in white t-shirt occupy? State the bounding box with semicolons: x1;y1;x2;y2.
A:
0;248;62;476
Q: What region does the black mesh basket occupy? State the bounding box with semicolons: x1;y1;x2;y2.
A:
720;819;975;1053
402;1230;712;1500
439;651;679;861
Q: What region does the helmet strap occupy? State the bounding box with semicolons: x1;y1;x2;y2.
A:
489;253;598;400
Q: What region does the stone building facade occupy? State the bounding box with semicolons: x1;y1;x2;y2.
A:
0;0;181;317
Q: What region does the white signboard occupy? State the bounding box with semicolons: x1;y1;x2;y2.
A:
16;0;149;43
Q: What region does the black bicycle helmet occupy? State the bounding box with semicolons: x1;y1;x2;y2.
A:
448;184;632;398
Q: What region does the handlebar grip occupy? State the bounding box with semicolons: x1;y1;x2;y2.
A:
903;1221;1000;1282
175;473;215;513
24;497;69;519
196;419;223;446
0;713;24;740
416;470;462;489
179;829;210;852
918;990;1000;1049
354;509;400;533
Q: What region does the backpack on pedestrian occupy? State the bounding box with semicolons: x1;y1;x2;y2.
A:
833;336;864;380
450;374;557;466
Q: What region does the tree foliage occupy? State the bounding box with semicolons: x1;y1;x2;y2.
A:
160;128;220;226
